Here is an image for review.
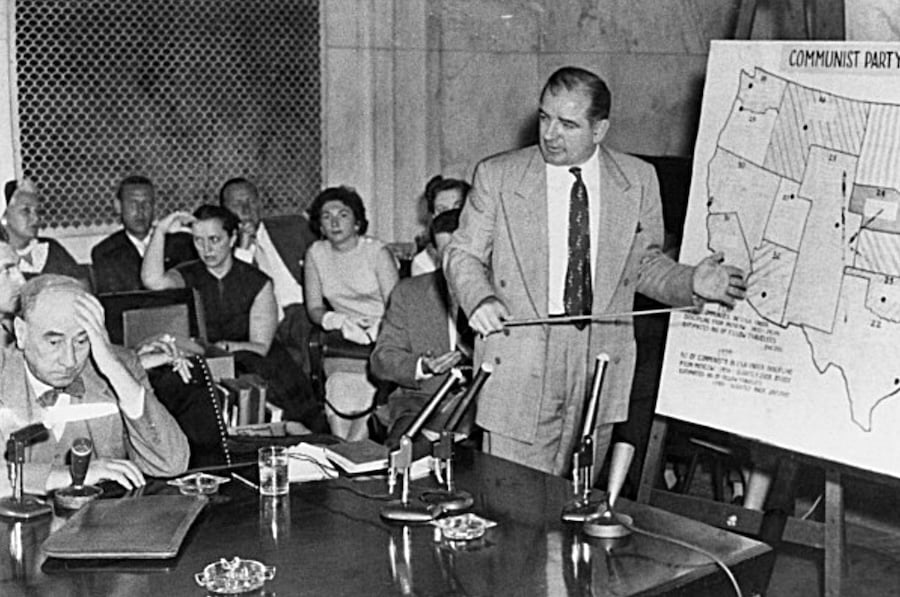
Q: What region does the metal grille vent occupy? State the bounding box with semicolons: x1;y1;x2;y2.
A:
15;0;321;230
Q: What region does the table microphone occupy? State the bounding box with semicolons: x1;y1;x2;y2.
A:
583;442;635;539
0;424;52;520
423;363;493;513
561;353;610;522
53;437;103;511
381;368;465;523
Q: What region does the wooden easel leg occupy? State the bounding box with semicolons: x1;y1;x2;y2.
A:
637;417;668;504
824;468;846;597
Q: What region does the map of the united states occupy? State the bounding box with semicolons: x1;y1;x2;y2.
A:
708;67;900;432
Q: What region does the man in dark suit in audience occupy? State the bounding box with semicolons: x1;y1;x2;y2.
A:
91;175;196;294
370;208;474;442
219;177;318;372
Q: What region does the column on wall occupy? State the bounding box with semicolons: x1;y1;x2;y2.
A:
321;0;431;246
0;2;19;213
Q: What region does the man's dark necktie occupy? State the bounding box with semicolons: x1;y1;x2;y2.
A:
37;377;86;408
564;167;592;331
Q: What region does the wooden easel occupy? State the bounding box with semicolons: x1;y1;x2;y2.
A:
637;416;855;595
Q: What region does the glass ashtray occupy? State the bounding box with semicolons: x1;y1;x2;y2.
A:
431;513;497;541
194;556;276;594
168;472;230;496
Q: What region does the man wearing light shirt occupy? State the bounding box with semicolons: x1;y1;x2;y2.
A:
220;177;317;372
0;274;189;496
91;175;196;294
445;66;747;475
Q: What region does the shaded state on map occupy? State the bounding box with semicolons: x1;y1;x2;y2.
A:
707;67;900;431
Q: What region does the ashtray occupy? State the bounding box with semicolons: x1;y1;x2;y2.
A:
194;556;276;594
431;513;497;541
168;472;230;496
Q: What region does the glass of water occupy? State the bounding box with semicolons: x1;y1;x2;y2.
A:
258;446;289;496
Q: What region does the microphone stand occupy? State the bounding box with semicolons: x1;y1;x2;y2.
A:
52;437;103;511
583;442;635;539
0;424;52;520
561;353;609;522
423;363;493;513
381;368;465;523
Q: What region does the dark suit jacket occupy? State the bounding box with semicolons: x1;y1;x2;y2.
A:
260;214;317;290
19;237;91;290
371;272;474;435
260;215;318;372
371;271;453;397
91;229;196;294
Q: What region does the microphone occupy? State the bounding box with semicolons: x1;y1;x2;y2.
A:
445;362;493;433
561;353;609;522
423;363;493;513
0;424;53;520
7;423;49;448
381;368;465;523
53;437;103;511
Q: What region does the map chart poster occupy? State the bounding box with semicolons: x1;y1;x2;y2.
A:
657;41;900;479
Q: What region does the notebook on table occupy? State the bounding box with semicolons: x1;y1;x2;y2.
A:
42;495;208;559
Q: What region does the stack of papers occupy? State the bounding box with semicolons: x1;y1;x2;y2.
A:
287;443;338;482
287;441;435;483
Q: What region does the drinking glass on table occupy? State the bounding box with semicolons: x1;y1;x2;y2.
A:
258;446;289;496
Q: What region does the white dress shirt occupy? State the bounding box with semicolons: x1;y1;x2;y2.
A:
125;231;149;258
546;146;601;314
233;222;304;321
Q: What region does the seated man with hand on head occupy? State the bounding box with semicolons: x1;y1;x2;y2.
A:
370;206;474;444
0;274;189;496
91;175;196;294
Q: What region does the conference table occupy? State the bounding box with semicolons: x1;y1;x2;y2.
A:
1;448;771;596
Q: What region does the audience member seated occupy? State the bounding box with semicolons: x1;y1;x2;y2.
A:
304;186;399;440
91;175;196;294
0;274;189;496
1;179;88;288
141;205;325;432
370;207;474;445
219;177;317;374
0;240;25;346
410;176;470;277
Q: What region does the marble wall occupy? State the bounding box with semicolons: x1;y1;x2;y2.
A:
846;0;900;40
321;0;838;244
0;3;18;208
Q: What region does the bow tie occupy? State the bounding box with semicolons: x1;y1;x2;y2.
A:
36;377;86;408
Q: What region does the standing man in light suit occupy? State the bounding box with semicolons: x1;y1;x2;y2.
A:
445;66;746;475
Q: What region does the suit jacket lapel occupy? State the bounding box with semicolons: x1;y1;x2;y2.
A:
593;145;639;312
501;147;548;318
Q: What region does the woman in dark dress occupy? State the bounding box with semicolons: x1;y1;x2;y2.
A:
141;204;322;430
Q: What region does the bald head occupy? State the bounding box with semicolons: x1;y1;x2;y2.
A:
14;274;93;387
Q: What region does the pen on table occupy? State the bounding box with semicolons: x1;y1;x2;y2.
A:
232;472;259;491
